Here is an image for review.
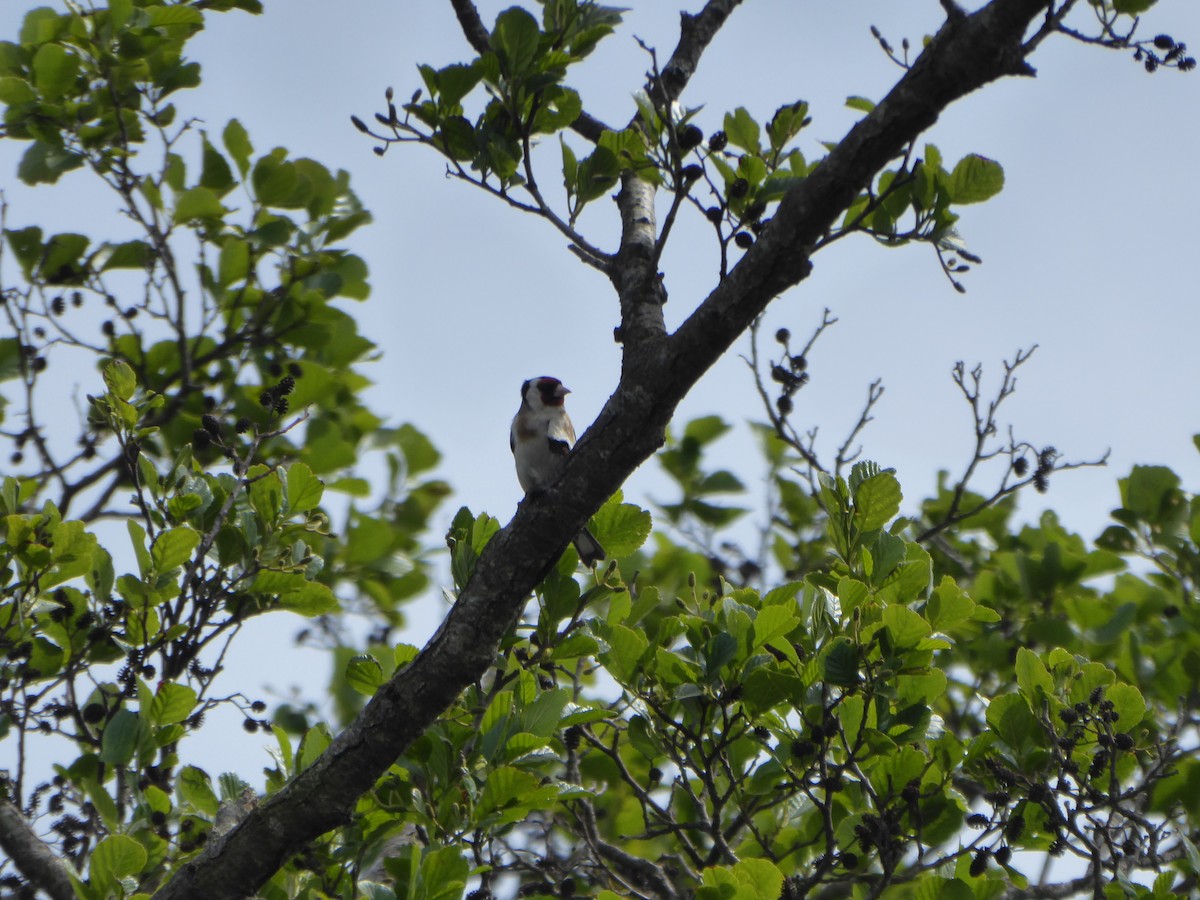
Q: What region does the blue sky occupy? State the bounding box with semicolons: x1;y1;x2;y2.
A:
1;0;1198;781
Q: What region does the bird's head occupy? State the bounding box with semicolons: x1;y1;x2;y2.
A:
523;376;570;409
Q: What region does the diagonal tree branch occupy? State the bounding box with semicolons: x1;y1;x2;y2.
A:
0;800;76;900
153;2;1058;896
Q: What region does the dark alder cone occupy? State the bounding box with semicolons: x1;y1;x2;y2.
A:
82;703;105;724
995;845;1012;866
681;163;703;182
840;852;859;869
734;231;754;249
201;414;221;436
705;206;723;224
235;417;252;434
243;718;258;733
707;130;728;152
289;362;303;377
1012;456;1029;476
744;199;767;222
259;389;275;409
730;177;749;198
1114;732;1134;751
250;700;267;713
775;327;790;344
71;291;83;307
1154;34;1175;50
192;429;212;450
101;320;115;336
970;851;990;877
277;374;296;395
51;296;66;315
1005;815;1025;840
967;813;989;828
791;739;815;757
678;124;703;150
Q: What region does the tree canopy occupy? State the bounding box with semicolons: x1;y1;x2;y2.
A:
0;1;1198;899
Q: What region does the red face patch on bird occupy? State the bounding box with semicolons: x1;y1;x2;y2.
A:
535;377;568;406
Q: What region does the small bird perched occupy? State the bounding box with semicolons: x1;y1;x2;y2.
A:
511;376;606;567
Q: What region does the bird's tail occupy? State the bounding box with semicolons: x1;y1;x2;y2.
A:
573;527;606;568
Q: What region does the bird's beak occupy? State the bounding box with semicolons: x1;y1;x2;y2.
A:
557;384;571;398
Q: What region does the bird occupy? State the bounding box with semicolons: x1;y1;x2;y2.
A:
510;376;606;567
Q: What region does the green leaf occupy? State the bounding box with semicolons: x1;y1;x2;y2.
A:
100;239;153;270
217;236;249;287
0;76;36;105
276;581;338;616
436;61;482;107
100;709;139;766
20;8;62;45
1113;0;1155;12
201;136;235;194
948;154;1004;204
491;7;542;77
32;42;77;99
346;654;384;696
173;186;225;223
151;526;199;572
1014;648;1053;703
146;6;205;27
852;471;902;532
823;637;859;686
90;834;147;892
223;118;253;175
422;846;470;900
178;765;219;816
598;623;648;685
925;576;974;631
150;683;197;727
1107;683;1146;730
590;496;651;558
104;359;137;401
845;95;875;113
395;423;441;475
39;232;89;283
1122;465;1181;523
723;107;761;154
986;693;1036;755
286;462;324;512
882;604;931;649
5;226;42;278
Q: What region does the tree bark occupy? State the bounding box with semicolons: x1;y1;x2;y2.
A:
153;1;1053;896
0;801;76;900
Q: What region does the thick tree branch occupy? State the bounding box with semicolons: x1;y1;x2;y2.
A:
612;0;746;359
153;2;1056;897
0;801;75;900
655;0;744;106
